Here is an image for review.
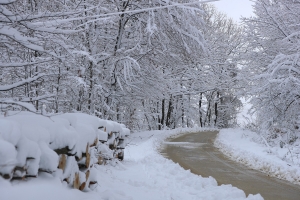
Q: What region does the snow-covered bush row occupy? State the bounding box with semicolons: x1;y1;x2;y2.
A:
0;112;130;191
215;128;300;185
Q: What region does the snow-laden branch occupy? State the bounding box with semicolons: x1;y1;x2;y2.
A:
0;25;43;51
0;5;84;23
0;100;36;112
74;0;219;27
0;0;15;5
31;0;217;27
90;0;217;18
0;58;54;68
17;94;55;102
0;25;60;58
0;73;47;91
270;54;300;76
23;23;80;34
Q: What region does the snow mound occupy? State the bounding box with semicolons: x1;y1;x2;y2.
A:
215;128;300;185
0;112;130;191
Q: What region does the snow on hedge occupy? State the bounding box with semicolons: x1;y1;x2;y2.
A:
215;128;300;185
0;112;129;190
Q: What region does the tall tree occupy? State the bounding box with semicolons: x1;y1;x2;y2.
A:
198;4;243;128
243;0;300;141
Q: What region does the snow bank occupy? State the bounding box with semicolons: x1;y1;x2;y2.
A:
94;128;261;200
0;111;130;191
1;127;262;200
215;128;300;185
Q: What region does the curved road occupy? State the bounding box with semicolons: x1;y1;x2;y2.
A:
161;131;300;200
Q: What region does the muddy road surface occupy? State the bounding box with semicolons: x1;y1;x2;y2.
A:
161;131;300;200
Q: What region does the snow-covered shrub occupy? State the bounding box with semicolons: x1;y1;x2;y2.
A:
0;112;130;191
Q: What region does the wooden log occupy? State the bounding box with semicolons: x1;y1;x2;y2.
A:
90;138;98;147
25;174;37;178
75;154;82;161
0;173;11;180
115;132;120;138
98;156;104;165
11;171;28;180
85;170;90;181
11;176;25;180
118;138;124;142
73;172;80;189
89;181;97;188
109;139;117;150
78;163;87;169
58;154;67;171
108;131;113;138
117;151;124;161
63;177;70;184
117;139;125;149
99;139;107;144
14;166;25;171
85;143;90;168
114;139;117;149
79;182;86;191
54;146;76;156
38;169;53;174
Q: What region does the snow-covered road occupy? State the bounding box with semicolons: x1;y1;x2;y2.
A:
162;131;300;200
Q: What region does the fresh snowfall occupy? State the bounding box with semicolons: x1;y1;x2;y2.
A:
1;112;262;200
1;0;300;199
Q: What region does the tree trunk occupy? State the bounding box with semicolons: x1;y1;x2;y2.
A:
214;92;219;127
187;94;191;127
199;93;203;127
166;96;173;128
159;99;165;130
87;62;93;113
181;94;184;127
55;67;61;113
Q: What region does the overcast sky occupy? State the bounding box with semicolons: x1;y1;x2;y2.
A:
210;0;254;22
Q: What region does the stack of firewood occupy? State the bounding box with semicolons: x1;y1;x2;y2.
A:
54;127;129;191
0;113;130;191
56;142;98;191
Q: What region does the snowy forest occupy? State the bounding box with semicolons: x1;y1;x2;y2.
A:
1;0;300;198
0;0;243;132
1;0;300;136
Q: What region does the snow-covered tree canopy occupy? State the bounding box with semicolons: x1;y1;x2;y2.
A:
242;0;300;141
0;0;242;130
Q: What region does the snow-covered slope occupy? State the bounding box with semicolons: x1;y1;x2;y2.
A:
215;128;300;185
1;127;262;200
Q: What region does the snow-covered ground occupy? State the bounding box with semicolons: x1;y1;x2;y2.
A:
1;128;262;200
215;128;300;185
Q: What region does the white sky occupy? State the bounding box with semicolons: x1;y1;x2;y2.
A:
210;0;254;22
